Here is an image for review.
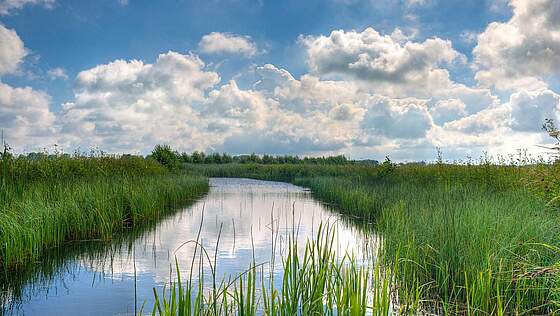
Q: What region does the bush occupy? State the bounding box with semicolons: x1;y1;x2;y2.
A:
151;144;179;170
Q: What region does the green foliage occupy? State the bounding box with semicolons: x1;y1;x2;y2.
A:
174;149;356;165
151;145;180;170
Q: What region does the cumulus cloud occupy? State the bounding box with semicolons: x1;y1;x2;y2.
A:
360;96;433;140
203;81;270;130
0;0;54;15
429;98;467;125
0;82;55;148
61;56;370;154
3;15;559;161
51;47;558;160
0;24;57;151
442;106;509;135
300;27;465;97
0;24;26;75
473;0;560;91
59;51;221;152
199;32;258;57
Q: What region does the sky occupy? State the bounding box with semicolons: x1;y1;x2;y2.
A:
0;0;559;161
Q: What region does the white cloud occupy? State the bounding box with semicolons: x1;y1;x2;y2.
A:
199;32;258;57
0;24;57;151
0;82;55;149
509;89;560;132
3;15;559;161
47;67;67;80
300;27;465;98
203;80;270;130
429;98;467;125
0;24;26;75
473;0;560;91
52;49;558;160
59;51;221;152
360;96;433;140
442;106;509;135
0;0;54;15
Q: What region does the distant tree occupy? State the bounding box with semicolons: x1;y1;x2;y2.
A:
180;152;192;163
221;153;233;163
379;156;395;176
191;151;205;164
205;152;222;164
151;145;179;169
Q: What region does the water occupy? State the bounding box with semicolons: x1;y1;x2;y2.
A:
2;178;374;315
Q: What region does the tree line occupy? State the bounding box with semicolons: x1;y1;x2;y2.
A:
149;145;377;169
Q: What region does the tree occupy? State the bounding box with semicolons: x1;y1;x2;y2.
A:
151;145;179;169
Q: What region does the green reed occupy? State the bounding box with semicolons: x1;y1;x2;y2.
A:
184;161;560;314
0;155;209;271
149;223;404;316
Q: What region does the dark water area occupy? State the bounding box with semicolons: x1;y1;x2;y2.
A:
1;178;374;315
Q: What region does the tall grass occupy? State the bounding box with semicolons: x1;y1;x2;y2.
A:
184;162;560;314
0;155;209;271
149;223;402;315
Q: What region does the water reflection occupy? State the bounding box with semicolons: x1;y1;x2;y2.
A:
2;178;374;315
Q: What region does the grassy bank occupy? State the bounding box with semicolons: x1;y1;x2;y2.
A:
0;155;209;271
182;162;560;314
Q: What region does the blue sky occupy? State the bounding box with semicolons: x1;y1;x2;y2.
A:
4;0;511;100
1;0;559;160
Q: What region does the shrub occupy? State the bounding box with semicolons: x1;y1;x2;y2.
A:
151;144;180;170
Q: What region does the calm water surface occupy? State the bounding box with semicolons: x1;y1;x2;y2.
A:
4;178;374;315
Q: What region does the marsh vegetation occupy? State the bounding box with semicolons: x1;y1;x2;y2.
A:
2;141;560;315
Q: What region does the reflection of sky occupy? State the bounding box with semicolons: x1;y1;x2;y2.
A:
10;178;376;315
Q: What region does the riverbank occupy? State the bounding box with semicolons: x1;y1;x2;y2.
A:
0;155;209;271
186;162;560;314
